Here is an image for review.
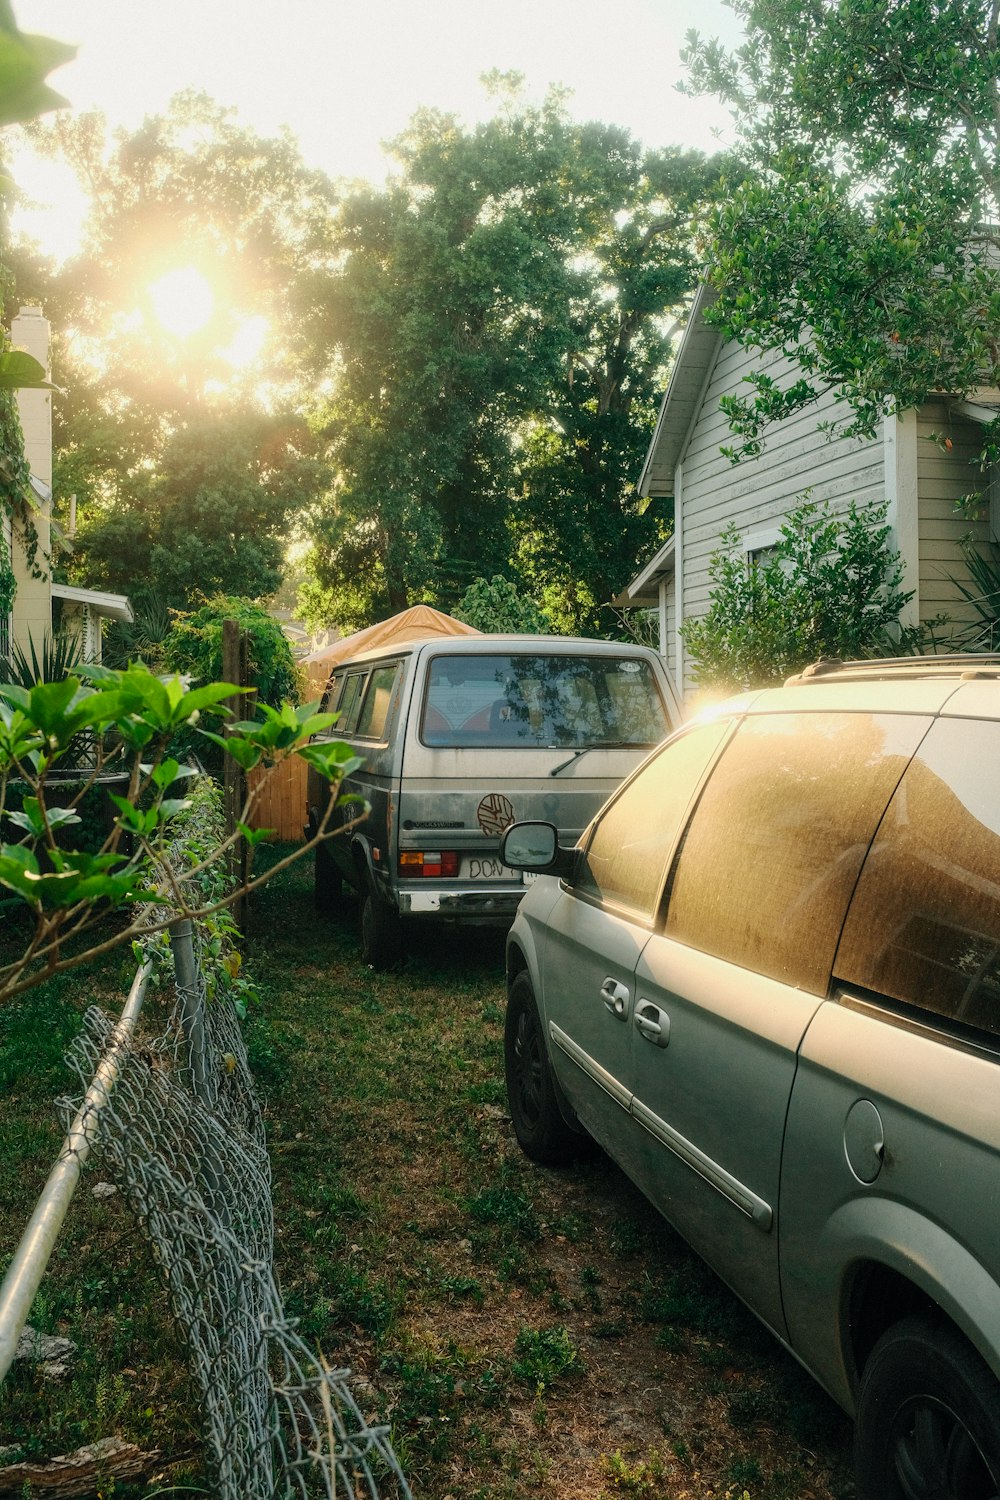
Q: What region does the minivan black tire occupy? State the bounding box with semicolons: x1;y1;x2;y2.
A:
854;1313;1000;1500
359;884;402;970
314;840;346;916
505;971;588;1165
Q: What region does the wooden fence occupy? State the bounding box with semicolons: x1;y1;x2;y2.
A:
246;756;309;843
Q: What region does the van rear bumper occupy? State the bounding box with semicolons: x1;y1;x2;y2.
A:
398;885;526;920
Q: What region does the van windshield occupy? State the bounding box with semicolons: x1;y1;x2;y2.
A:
420;654;668;749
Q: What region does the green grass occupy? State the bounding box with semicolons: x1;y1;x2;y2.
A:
0;846;855;1499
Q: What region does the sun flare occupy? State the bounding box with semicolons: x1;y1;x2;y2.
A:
149;266;215;338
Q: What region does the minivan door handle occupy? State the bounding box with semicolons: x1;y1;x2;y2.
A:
635;1000;670;1048
600;978;631;1020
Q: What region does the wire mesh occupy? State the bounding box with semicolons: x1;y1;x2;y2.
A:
52;919;411;1499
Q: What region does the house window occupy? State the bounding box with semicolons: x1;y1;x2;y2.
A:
743;525;782;567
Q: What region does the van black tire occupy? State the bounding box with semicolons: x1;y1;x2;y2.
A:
854;1313;1000;1500
505;972;588;1165
314;840;346;916
359;884;402;970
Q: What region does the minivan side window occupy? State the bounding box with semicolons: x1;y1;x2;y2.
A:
665;713;930;995
573;719;732;921
356;664;401;740
835;717;1000;1034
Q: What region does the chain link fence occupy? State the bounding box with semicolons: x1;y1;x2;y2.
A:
0;791;412;1499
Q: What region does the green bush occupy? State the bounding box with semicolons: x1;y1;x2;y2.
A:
681;500;914;692
163;595;301;710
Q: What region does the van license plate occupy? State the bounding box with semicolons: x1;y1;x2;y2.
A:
460;856;517;882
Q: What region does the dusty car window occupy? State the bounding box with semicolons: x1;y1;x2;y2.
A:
665;713;929;994
835;717;1000;1033
420;654;668;748
356;664;400;740
574;719;732;921
336;671;368;734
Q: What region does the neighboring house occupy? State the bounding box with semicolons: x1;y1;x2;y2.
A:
6;305;130;663
617;284;996;691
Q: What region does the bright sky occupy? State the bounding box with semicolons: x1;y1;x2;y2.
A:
12;0;745;259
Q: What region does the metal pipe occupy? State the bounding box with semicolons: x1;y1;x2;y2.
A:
0;960;153;1383
169;918;211;1105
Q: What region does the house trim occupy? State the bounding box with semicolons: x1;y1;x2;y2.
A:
883;411;920;627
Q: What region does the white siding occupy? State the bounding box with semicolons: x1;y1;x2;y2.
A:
916;402;989;623
679;345;885;630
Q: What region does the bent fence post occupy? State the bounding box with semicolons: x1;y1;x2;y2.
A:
0;959;154;1383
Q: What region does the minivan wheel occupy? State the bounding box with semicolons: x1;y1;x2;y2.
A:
314;840;346;916
854;1314;1000;1500
359;885;402;970
504;972;587;1166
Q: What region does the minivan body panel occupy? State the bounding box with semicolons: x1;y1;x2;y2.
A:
779;994;1000;1408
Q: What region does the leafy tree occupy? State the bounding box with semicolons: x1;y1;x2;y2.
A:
12;94;338;604
302;78;721;634
681;499;914;689
72;408;328;608
454;575;553;634
682;0;1000;456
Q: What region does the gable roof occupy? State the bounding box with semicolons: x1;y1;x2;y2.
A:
636;282;721;500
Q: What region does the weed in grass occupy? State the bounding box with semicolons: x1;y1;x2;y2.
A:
727;1455;764;1488
511;1325;582;1388
599;1446;668;1496
607;1216;660;1257
464;1078;506;1106
439;1274;484;1304
727;1385;782;1430
550;1211;588;1243
532;1383;547;1429
593;1319;627;1340
481;1002;504;1025
580;1264;602;1286
656;1324;685;1353
466;1184;540;1243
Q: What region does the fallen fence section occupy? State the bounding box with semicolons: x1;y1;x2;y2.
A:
0;822;411;1499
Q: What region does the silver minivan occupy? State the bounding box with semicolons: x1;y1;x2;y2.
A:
500;655;1000;1500
306;634;679;967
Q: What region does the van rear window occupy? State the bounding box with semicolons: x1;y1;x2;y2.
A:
420;654;668;748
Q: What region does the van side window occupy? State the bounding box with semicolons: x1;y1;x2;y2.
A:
835;717;1000;1034
574;720;732;921
338;672;368;734
322;671;345;716
665;713;929;995
356;664;400;740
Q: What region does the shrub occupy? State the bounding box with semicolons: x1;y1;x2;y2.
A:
681;500;913;691
163;595;300;709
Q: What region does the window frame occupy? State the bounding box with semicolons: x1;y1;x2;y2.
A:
354;660;403;742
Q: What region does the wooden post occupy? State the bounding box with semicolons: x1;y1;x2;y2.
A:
222;618;247;926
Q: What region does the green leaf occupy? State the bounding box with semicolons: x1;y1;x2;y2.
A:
0;23;75;129
0;349;56;391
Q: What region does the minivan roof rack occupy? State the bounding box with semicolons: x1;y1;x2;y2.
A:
784;653;1000;685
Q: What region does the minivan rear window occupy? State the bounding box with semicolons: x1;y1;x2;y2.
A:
420;654;668;748
835;717;1000;1034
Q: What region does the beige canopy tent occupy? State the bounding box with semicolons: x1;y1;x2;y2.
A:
302;605;481;690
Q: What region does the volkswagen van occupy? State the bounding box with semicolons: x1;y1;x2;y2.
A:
306;635;679;967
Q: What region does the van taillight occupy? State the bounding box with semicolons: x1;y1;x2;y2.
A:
398;850;460;878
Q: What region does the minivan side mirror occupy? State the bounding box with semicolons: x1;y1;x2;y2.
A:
501;821;578;879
